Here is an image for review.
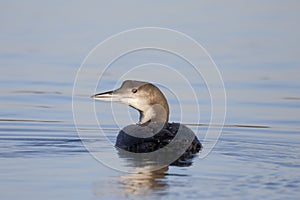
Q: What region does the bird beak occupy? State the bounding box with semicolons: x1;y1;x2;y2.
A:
91;90;126;102
91;90;115;101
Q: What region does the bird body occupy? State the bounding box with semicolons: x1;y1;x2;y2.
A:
116;122;201;153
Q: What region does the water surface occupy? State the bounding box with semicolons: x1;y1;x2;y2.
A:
1;1;300;199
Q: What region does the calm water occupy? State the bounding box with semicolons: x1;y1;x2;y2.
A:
1;1;300;200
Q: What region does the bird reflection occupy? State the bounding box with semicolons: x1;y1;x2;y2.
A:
114;147;196;197
119;166;168;196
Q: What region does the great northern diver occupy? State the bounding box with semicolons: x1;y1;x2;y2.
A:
91;80;202;161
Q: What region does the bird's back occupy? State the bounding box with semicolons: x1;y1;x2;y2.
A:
116;123;202;166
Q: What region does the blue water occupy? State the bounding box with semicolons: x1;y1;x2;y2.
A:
1;1;300;199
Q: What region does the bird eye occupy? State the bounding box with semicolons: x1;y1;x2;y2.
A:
132;88;138;93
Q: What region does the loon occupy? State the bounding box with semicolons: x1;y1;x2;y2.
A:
91;80;202;163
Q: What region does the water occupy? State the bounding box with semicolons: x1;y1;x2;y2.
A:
1;1;300;199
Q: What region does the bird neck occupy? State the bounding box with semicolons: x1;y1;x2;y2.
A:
138;103;169;124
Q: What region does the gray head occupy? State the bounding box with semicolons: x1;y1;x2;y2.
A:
91;80;169;124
